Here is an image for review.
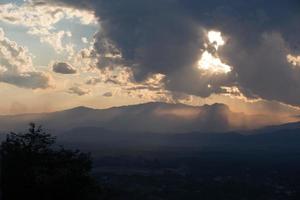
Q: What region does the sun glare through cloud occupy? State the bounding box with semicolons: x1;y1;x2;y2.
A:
287;54;300;67
198;31;232;74
207;31;225;50
198;51;232;74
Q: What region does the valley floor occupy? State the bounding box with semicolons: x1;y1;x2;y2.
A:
91;149;300;200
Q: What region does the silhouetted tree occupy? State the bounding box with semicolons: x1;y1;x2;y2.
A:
0;123;101;200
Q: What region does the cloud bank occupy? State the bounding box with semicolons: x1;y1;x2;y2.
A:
31;0;300;106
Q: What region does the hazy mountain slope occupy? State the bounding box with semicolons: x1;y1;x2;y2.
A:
0;102;283;134
0;102;299;152
57;125;300;153
59;126;300;153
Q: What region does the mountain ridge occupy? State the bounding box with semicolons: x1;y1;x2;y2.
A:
0;102;295;134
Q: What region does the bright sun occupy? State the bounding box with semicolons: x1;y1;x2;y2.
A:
207;31;225;50
198;31;232;74
198;51;231;74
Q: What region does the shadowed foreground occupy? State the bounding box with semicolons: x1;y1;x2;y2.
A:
1;123;300;200
0;123;102;200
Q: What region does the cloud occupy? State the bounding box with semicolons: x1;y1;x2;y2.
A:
220;31;300;106
28;28;75;55
86;77;101;85
102;92;112;97
52;62;77;74
0;28;53;89
0;2;96;28
287;54;300;67
81;37;88;44
31;0;300;106
72;42;99;71
0;72;53;89
0;2;97;55
68;84;90;96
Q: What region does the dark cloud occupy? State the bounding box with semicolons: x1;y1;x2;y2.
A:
33;0;300;106
102;92;112;97
68;85;90;96
204;1;300;106
52;62;77;74
220;32;300;106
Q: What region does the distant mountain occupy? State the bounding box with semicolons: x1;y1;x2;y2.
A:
0;102;278;134
247;120;300;135
0;102;299;152
58;123;300;153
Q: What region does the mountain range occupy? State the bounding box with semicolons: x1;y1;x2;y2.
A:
0;102;284;134
0;102;299;152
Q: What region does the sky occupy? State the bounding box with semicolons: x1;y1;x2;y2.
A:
0;0;300;121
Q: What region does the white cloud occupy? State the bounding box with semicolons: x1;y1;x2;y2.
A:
72;40;99;71
0;3;97;28
0;3;97;55
27;27;75;55
81;37;88;44
90;66;174;102
0;28;53;89
207;31;225;50
197;51;232;74
287;54;300;67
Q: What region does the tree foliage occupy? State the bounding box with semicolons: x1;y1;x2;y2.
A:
0;123;101;200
